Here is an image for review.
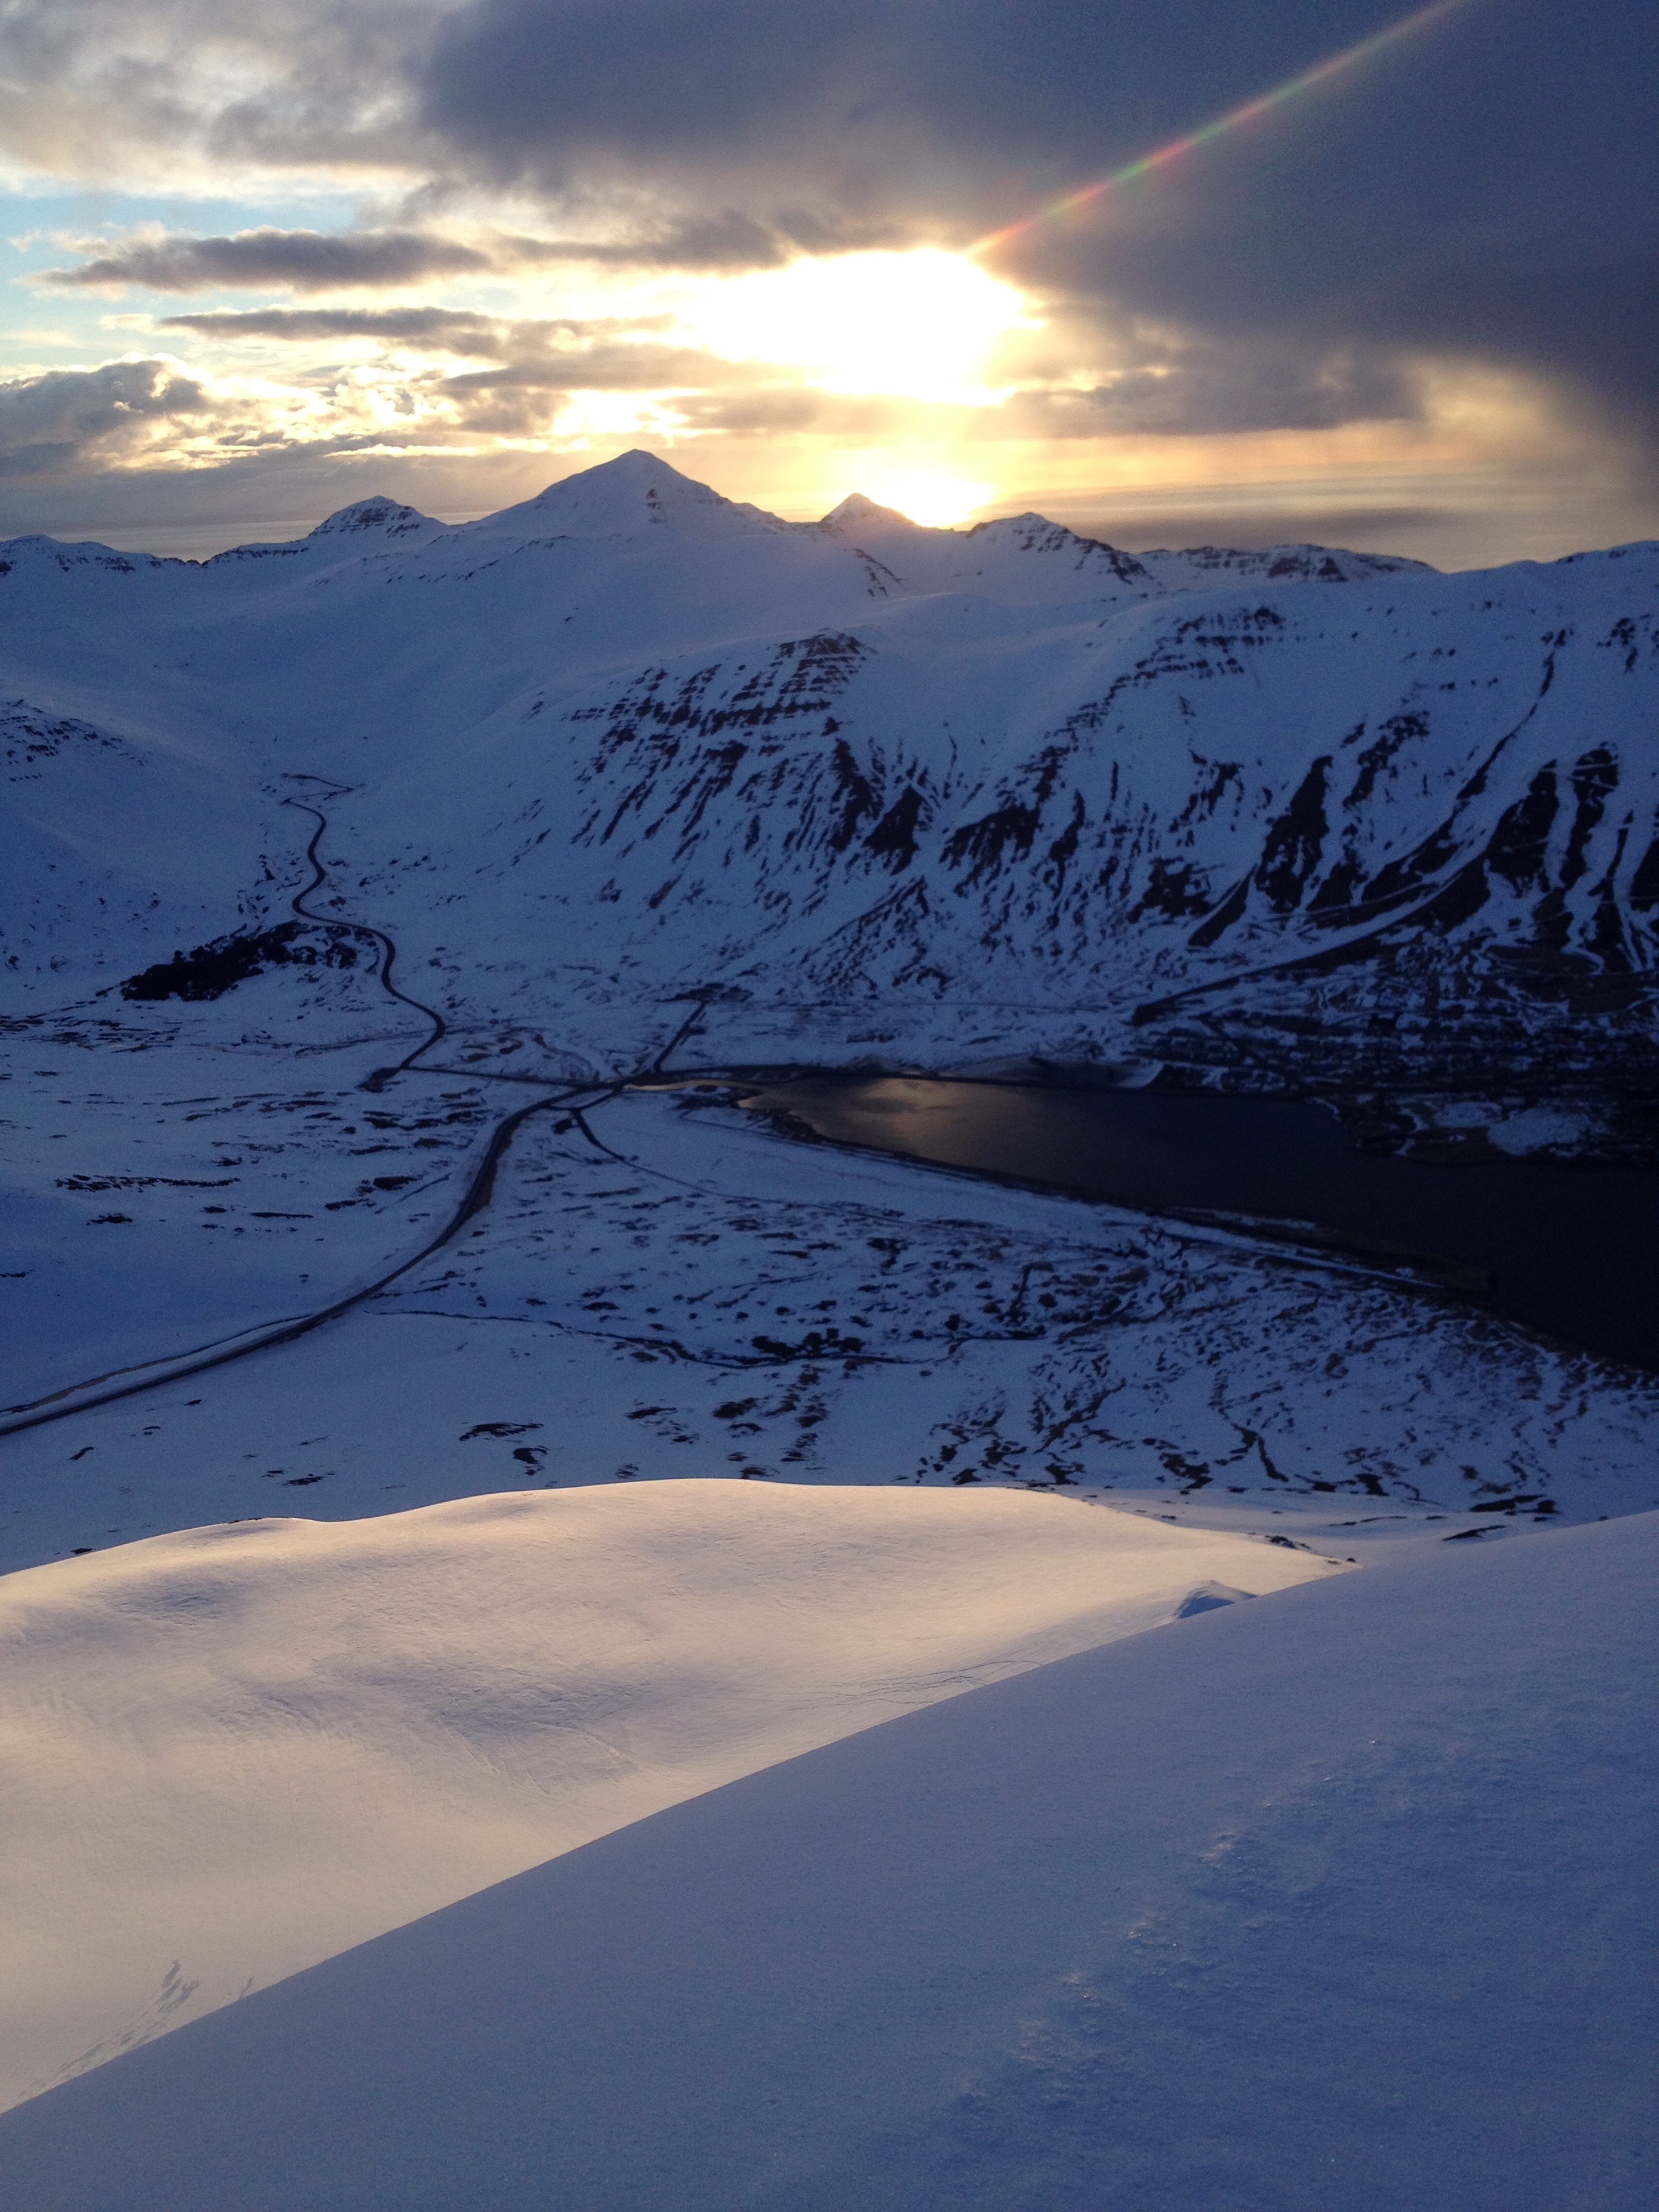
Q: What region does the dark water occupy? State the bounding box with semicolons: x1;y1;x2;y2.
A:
746;1076;1659;1374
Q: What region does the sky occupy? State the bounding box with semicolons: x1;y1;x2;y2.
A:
0;0;1654;565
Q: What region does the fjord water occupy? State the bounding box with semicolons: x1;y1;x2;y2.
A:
748;1077;1659;1373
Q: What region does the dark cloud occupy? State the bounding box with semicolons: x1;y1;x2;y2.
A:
674;390;836;437
506;212;797;270
159;308;517;350
39;213;795;298
0;359;206;478
38;229;497;295
417;0;1659;447
672;390;899;438
1002;343;1418;439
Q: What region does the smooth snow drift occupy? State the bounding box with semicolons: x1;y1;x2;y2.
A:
1;1510;1650;2211
0;1479;1334;2110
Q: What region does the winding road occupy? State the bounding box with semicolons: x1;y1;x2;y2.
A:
0;797;712;1438
283;791;449;1091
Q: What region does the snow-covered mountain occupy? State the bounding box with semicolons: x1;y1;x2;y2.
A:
4;457;1657;2173
3;451;1656;1560
6;449;1656;1157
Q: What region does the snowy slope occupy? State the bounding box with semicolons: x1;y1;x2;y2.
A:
2;1507;1650;2211
0;1479;1334;2110
4;451;1656;1152
0;695;289;992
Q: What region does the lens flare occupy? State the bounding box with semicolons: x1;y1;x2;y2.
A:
971;0;1480;256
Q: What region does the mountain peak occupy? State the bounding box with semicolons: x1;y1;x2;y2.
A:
308;497;436;541
820;493;923;531
483;450;778;542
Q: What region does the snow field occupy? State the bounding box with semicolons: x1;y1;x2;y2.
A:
7;1081;1656;1576
1;1507;1650;2211
1;453;1655;2205
0;1477;1335;2109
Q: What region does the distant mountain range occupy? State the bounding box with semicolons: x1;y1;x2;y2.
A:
5;449;1656;1158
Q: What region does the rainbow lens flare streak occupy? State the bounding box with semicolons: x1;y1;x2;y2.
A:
970;0;1479;255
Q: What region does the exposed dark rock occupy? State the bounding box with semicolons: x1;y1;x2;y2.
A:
120;924;359;1002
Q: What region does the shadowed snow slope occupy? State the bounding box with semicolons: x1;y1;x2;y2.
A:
0;1480;1334;2110
0;1510;1650;2211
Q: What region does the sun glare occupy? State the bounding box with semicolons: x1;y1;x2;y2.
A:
688;249;1031;403
849;468;994;527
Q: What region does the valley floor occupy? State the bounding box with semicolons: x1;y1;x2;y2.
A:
5;966;1658;1572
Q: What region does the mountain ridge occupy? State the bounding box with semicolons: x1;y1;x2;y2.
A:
4;450;1657;1161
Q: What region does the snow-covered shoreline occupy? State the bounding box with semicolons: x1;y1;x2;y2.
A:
5;1080;1655;1576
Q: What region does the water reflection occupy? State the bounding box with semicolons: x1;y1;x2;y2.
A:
743;1076;1659;1373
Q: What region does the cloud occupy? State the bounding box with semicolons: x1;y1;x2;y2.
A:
0;337;770;487
38;230;497;295
671;388;908;441
0;1;443;186
508;213;797;272
413;0;1659;451
440;345;767;394
1004;341;1420;440
0;359;207;478
0;350;432;480
9;3;1654;455
37;213;797;299
159;307;517;350
152;310;753;401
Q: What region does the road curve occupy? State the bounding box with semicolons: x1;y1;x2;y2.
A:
1;806;712;1439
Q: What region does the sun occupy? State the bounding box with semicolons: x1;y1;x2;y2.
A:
687;247;1031;403
850;469;994;528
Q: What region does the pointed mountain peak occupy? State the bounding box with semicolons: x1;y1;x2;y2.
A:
487;450;779;542
592;448;697;486
308;496;437;541
965;513;1153;583
820;493;922;531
